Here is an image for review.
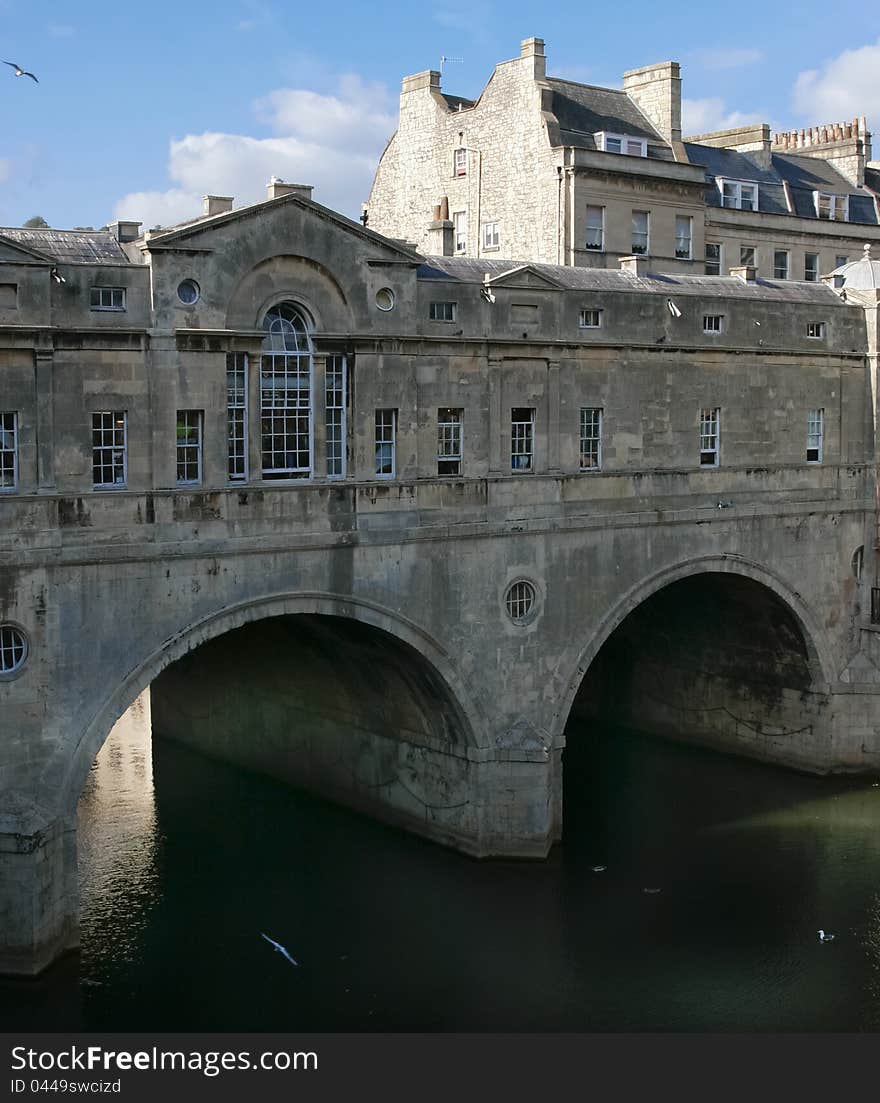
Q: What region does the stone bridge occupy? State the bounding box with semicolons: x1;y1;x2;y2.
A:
2;189;880;975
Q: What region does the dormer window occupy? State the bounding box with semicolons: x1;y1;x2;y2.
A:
814;192;848;221
596;132;647;157
718;179;758;211
454;147;467;178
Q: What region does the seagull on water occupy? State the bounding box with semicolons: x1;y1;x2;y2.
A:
260;932;299;966
818;929;835;942
3;61;38;83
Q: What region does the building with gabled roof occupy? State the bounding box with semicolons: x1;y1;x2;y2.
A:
366;36;880;282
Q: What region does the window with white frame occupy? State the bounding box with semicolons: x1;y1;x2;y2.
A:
454;147;467;177
815;193;849;221
578;307;602;329
675;216;692;259
437;407;463;476
0;623;27;675
740;245;756;267
807;321;826;339
325;354;347;478
807;408;824;462
429;301;457;322
585;205;604;250
176;410;203;485
805;253;819;282
773;250;790;279
703;314;723;334
719;179;757;210
511;407;534;471
89;286;126;311
0;411;17;491
375;409;397;477
631;210;649;254
226;353;248;482
597;132;647;156
579;408;602;471
453;211;466;253
260;302;312;480
705;242;721;276
92;411;127;487
483;222;500;250
699;408;720;466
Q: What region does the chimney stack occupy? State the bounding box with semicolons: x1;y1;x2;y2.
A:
622;61;682;146
203;195;233;217
520;37;546;81
266;177;314;201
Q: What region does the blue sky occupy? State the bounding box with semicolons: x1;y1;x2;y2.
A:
1;0;879;230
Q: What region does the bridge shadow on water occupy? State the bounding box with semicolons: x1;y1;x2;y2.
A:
4;709;880;1032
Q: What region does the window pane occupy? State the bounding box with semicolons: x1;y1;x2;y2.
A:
0;411;17;490
580;408;602;470
511;408;534;471
260;303;312;479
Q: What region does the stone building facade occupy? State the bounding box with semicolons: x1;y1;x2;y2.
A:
366;37;880;283
3;180;880;974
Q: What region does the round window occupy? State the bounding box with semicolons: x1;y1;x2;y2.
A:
505;580;537;624
177;279;200;305
0;624;28;676
375;287;395;311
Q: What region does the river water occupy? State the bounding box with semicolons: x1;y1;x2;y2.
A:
4;692;880;1031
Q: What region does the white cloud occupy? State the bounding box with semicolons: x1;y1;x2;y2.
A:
111;75;396;228
793;38;880;122
691;47;763;71
682;97;761;136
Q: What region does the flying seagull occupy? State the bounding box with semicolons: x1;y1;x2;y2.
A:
260;931;298;966
3;61;38;83
817;929;835;943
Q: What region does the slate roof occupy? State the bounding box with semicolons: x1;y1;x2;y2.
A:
0;227;129;263
545;79;673;159
418;255;846;303
684;144;879;225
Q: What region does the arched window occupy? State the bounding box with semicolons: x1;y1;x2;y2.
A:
260;302;313;479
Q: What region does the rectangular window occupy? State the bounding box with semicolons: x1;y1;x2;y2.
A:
482;222;500;250
579;408;602;471
226;353;248;482
773;250;790;280
176;410;203;485
805;253;819;282
807;408;824;463
325;354;347;479
815;193;848;221
807;321;826;339
454;147;467;177
705;242;721;276
675;216;692;259
429;301;457;322
740;246;756;267
92;411;127;488
835;255;848;268
719;180;757;210
375;409;397;477
585;205;604;251
437;407;463;476
631;210;649;254
597;132;647;156
453;211;466;253
260;349;311;480
0;411;17;491
703;315;723;334
89;286;126;311
511;407;535;472
699;408;720;467
578;307;602;329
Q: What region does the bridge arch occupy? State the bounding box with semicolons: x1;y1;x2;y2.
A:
58;591;485;818
554;555;834;767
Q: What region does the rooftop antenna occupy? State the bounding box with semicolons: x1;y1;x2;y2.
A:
440;55;463;76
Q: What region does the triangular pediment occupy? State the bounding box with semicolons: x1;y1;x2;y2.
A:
145;192;422;265
0;235;54;265
485;264;565;291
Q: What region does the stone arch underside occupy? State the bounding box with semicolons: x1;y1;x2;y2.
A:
225;254;350;332
60;594;486;857
560;563;834;773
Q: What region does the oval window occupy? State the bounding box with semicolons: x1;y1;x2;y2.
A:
177;279;200;305
375;287;395;311
505;580;537;624
0;624;28;676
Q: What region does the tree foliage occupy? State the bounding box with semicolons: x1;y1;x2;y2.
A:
23;215;49;228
